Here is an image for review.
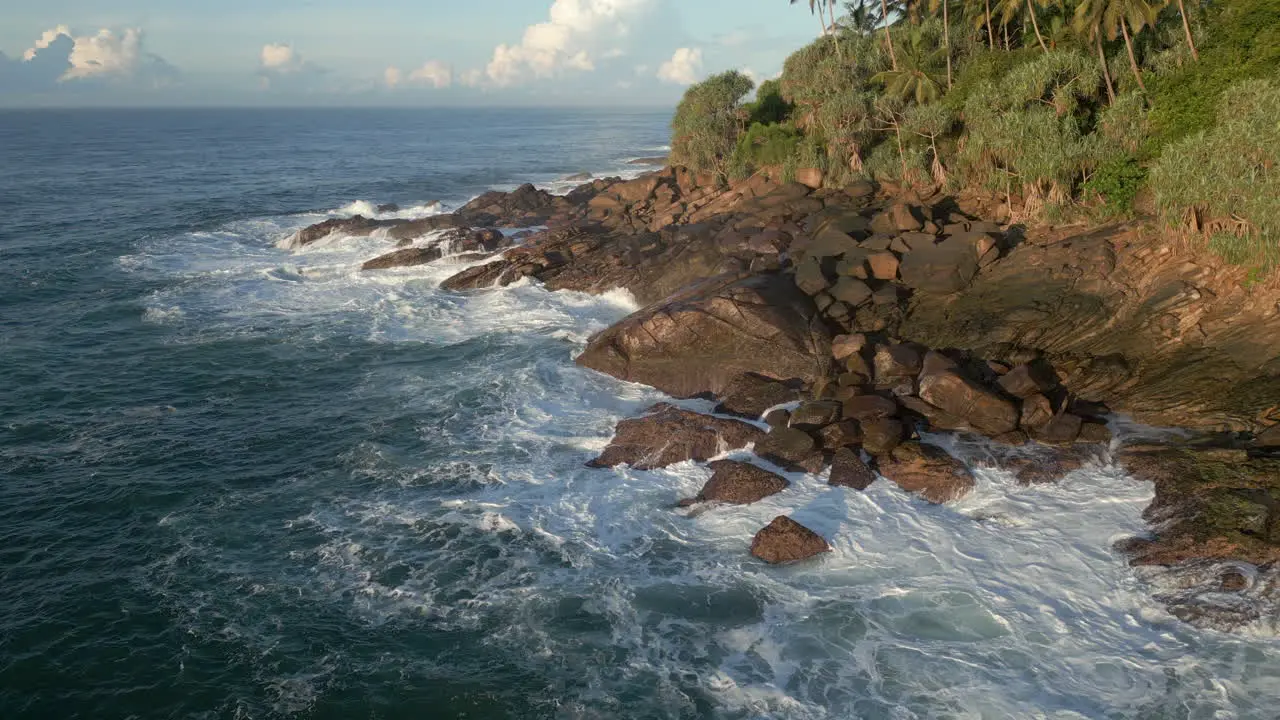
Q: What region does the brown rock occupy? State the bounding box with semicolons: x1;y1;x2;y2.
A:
830;277;873;306
889;203;925;232
1078;421;1113;444
685;460;790;505
794;258;830;296
862;417;905;456
842;395;899;421
917;371;1018;436
588;403;765;470
714;373;803;419
816;421;862;450
789;401;843;430
795;167;824;190
866;252;901;281
874;344;923;384
829;447;876;490
361;246;443;271
898;236;980;294
997;363;1056;399
750;516;831;564
756;427;826;474
1034;413;1083;445
577;273;832;399
763;408;791;429
878;442;975;503
832;333;867;360
1256;425;1280;448
1019;394;1055;430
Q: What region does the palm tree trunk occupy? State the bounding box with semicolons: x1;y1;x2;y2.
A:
1003;20;1009;51
882;0;898;70
828;1;845;61
1096;33;1116;104
943;0;953;89
1177;0;1200;61
1120;18;1147;93
1027;0;1047;51
985;0;995;50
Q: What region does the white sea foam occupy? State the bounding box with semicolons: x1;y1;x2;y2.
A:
131;195;1280;718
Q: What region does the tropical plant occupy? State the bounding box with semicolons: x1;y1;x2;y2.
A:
1073;0;1160;94
670;71;756;177
871;27;947;103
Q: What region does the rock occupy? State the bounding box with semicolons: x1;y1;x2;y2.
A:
1034;413;1083;445
831;333;867;361
997;363;1056;399
564;172;594;181
764;408;792;429
816;420;862;450
1078;421;1112;444
587;403;765;470
921;350;958;376
577;273;832;399
874;344;922;384
866;252;900;281
795;167;824;190
714;373;803;419
794;258;830;296
994;444;1099;484
829;447;876;490
842;395;899;421
898;236;980;294
917;370;1019;436
684;460;790;505
878;442;975;503
861;417;905;456
292;215;397;247
1019;394;1055;430
756;427;825;474
1256;425;1280;448
830;277;873;307
376;203;401;213
789;401;843;430
751;516;830;564
361;246;443;271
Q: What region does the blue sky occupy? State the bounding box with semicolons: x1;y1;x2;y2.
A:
0;0;821;107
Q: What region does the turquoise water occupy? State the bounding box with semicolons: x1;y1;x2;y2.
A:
3;108;1280;719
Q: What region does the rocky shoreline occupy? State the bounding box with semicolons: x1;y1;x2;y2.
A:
292;168;1280;634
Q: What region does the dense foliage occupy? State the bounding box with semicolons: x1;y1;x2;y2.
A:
669;0;1279;275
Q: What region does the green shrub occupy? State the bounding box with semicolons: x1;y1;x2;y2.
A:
730;122;802;170
1085;156;1146;215
744;79;792;126
1149;78;1280;274
669;71;755;177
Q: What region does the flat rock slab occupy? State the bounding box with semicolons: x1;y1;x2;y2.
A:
750;515;831;564
362;246;443;271
683;460;790;505
588;403;765;470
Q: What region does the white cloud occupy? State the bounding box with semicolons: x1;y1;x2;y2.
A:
483;0;655;86
409;60;452;88
260;44;306;73
384;60;453;89
23;25;71;61
657;47;702;85
9;26;176;88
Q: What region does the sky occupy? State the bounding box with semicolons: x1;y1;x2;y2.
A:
0;0;822;107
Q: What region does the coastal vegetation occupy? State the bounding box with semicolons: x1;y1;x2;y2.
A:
668;0;1280;276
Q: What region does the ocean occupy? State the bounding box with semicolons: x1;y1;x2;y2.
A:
1;107;1278;719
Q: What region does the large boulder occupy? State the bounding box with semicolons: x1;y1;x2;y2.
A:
750;516;831;564
877;442;976;503
587;403;765;470
713;373;803;419
916;370;1019;436
755;427;826;474
898;236;981;294
829;447;876;490
682;460;790;505
290;215;398;247
576;272;833;399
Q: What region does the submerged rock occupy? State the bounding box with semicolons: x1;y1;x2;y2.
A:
750;516;830;564
877;441;975;503
587;403;765;470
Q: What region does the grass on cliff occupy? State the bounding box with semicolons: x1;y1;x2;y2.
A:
668;0;1280;279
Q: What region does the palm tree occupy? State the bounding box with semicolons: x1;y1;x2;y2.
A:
1074;0;1159;94
993;0;1049;51
964;0;997;49
792;0;845;60
1174;0;1200;60
871;28;946;103
881;0;899;69
928;0;955;88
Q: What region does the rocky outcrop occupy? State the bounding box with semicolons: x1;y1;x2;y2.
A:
361;246;443;271
587;403;765;470
713;373;803;419
681;460;790;506
575;272;833;399
750;516;830;564
292;215;400;247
